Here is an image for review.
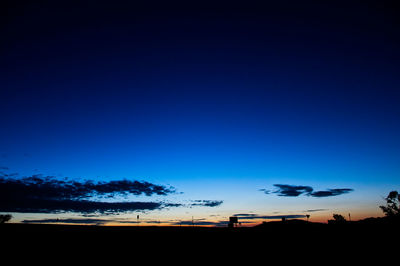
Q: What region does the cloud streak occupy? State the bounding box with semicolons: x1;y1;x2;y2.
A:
170;219;230;226
1;198;164;214
262;184;353;198
309;189;353;198
233;214;307;220
189;200;224;207
22;218;232;227
22;218;111;225
303;209;328;213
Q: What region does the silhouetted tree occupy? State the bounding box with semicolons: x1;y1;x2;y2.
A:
380;191;400;218
333;214;346;222
328;214;346;224
0;214;12;223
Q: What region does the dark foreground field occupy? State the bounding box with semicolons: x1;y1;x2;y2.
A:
2;219;398;244
1;219;398;262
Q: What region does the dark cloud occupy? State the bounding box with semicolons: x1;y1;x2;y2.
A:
0;197;163;214
263;184;354;198
303;209;328;213
0;175;175;200
233;213;258;217
22;218;111;225
233;214;307;220
273;184;313;197
0;174;223;214
309;189;353;198
22;218;157;225
172;220;229;226
190;200;224;207
90;179;176;196
0;175;174;214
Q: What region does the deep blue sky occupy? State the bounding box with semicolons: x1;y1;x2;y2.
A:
1;0;400;225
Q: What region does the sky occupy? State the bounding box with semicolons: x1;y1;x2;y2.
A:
1;0;400;226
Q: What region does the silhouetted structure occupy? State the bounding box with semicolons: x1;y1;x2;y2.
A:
228;216;238;228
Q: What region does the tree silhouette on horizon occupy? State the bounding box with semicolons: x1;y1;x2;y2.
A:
328;214;347;224
380;191;400;218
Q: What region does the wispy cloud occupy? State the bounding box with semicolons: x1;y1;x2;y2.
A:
170;219;229;226
261;184;353;198
22;218;111;225
189;200;224;207
233;214;307;220
303;209;328;213
22;218;231;226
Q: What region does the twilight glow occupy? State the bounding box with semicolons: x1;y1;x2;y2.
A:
1;1;399;226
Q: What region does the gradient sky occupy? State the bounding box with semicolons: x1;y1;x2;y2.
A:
1;0;400;226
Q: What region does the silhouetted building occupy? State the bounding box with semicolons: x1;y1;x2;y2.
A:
228;216;238;228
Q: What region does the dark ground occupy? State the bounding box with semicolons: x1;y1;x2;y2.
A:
1;219;398;264
0;218;387;237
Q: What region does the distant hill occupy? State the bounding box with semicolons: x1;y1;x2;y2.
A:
254;218;325;227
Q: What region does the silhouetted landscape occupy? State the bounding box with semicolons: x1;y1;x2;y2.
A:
1;214;399;262
2;190;400;254
2;1;400;261
2;216;398;245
